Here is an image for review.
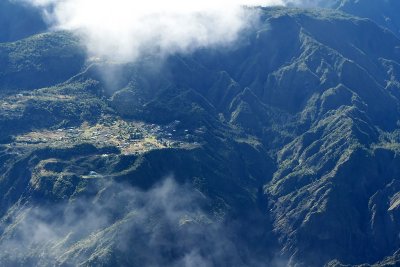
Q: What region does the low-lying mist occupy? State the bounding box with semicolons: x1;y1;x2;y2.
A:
0;177;286;266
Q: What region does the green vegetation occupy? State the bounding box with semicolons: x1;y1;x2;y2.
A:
0;32;85;90
1;3;400;267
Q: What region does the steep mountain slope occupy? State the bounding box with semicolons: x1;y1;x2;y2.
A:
1;3;400;267
337;0;400;38
0;32;86;90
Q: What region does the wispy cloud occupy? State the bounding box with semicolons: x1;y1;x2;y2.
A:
286;0;337;7
0;177;286;266
20;0;287;62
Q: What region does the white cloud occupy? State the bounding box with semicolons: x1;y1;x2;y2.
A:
22;0;286;62
0;177;286;266
285;0;336;7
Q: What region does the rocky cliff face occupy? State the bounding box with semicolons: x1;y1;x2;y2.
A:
1;1;400;266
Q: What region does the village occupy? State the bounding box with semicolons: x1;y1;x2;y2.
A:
8;118;204;155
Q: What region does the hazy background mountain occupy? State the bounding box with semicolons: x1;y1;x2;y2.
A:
0;0;46;42
337;0;400;38
1;0;400;266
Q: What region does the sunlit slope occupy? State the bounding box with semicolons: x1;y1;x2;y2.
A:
0;6;400;267
0;32;85;90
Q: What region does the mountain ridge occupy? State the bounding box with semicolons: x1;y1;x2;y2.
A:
1;2;400;266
